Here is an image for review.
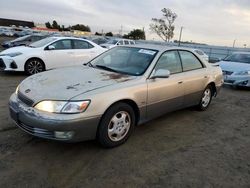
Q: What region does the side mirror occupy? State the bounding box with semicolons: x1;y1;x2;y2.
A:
47;45;55;50
151;69;170;79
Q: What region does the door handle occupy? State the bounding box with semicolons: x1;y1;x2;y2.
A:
204;75;208;78
178;81;183;84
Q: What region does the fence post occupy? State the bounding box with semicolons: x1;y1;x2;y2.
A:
209;48;212;57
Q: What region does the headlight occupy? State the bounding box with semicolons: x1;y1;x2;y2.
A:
15;85;19;95
34;100;90;114
235;70;250;75
0;52;23;57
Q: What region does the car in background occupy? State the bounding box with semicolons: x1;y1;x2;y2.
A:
2;34;47;48
219;52;250;88
9;45;223;147
100;39;135;49
192;49;209;62
91;37;109;45
208;57;221;64
0;37;106;75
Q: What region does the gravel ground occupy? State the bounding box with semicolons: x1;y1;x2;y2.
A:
0;37;250;187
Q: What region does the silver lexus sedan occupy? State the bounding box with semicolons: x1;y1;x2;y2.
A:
9;45;223;147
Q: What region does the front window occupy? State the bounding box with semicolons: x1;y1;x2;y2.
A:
224;53;250;64
50;39;72;50
155;50;182;74
29;37;57;48
90;47;158;76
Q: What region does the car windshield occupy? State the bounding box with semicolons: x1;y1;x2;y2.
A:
29;37;57;48
12;35;30;42
90;47;158;76
224;53;250;64
107;39;118;44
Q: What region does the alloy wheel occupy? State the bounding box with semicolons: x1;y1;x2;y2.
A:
107;111;131;142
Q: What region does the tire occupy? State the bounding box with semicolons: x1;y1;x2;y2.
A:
197;85;213;111
97;102;135;148
24;58;45;75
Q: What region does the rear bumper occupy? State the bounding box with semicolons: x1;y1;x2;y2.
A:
9;93;101;142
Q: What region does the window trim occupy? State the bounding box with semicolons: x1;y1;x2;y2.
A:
177;50;206;72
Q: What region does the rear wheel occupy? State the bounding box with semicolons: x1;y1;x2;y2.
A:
25;58;45;75
97;103;135;148
197;85;212;111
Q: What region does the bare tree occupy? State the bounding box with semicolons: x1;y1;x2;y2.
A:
150;8;177;42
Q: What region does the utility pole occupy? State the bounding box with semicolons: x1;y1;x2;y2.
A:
233;39;236;48
178;26;183;46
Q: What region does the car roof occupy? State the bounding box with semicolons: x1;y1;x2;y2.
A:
52;36;88;40
232;51;250;55
127;44;193;53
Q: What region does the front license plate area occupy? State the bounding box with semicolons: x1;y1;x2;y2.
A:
10;107;19;122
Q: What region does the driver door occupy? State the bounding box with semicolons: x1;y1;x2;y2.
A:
146;50;185;119
44;39;75;69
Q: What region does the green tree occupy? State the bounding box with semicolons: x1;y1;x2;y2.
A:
105;32;113;37
71;24;91;32
150;8;177;42
95;32;102;36
52;20;60;30
124;29;146;40
45;22;52;29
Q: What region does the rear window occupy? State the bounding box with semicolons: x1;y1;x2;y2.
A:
179;51;203;71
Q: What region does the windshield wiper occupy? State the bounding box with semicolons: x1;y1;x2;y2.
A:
83;62;93;67
95;65;119;73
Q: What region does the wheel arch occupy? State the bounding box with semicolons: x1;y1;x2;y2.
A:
99;99;140;127
24;57;46;71
207;82;217;97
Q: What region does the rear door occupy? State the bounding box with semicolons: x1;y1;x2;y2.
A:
72;39;100;65
178;50;209;107
147;50;185;119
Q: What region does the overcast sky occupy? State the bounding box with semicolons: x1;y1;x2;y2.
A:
0;0;250;47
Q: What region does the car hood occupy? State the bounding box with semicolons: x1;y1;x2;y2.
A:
18;66;135;103
219;61;250;72
0;46;36;55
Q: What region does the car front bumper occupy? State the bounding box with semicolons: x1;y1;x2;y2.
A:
9;93;101;142
223;74;250;87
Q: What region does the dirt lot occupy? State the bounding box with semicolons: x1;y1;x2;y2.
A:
0;70;249;188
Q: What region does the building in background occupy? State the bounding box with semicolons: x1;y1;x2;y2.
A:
0;18;34;28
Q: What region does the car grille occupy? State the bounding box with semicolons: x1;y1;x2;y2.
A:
0;58;6;70
17;91;34;107
17;122;55;139
223;70;233;75
224;80;235;84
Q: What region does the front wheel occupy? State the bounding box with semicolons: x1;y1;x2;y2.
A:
25;59;45;75
197;85;213;111
97;103;135;148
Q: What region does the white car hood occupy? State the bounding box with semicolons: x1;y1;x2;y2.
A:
0;46;37;55
219;61;250;72
18;66;135;103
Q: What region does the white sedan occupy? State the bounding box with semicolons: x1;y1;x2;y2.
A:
192;49;209;62
0;37;106;75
